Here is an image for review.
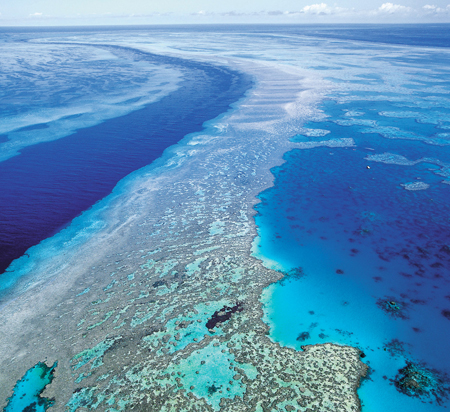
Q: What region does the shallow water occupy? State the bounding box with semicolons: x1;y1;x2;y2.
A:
3;361;57;412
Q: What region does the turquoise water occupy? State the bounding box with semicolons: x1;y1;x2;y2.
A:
3;362;57;412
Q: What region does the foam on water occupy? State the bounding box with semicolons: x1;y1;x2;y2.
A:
401;181;430;190
296;127;331;137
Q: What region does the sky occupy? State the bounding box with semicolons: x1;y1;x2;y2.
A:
0;0;450;25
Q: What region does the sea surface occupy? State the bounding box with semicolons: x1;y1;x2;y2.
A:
0;30;250;284
1;24;449;411
252;24;450;411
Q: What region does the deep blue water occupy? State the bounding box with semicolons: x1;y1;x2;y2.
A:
3;24;450;48
0;41;251;277
258;24;450;48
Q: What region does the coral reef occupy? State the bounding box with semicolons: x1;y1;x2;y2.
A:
395;362;450;405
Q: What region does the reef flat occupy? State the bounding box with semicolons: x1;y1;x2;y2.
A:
0;52;367;411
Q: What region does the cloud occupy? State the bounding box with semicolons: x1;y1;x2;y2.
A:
15;3;445;23
301;3;332;14
220;10;250;16
281;3;354;16
423;4;450;14
191;10;214;16
192;10;282;17
377;3;412;14
155;4;450;21
129;3;450;23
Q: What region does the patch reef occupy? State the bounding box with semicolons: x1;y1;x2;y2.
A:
0;55;367;411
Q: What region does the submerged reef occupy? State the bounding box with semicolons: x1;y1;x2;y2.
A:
0;47;367;412
296;332;311;342
394;362;450;405
206;302;243;330
279;267;306;286
376;297;409;319
383;339;410;358
442;309;450;321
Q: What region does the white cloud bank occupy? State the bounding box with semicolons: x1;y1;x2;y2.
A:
1;2;450;24
301;3;332;14
290;2;448;20
188;3;449;20
377;2;412;13
423;4;450;13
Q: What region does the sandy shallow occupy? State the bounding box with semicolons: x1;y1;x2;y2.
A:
0;51;367;411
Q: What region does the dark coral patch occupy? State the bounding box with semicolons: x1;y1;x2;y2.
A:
442;309;450;321
373;276;382;282
410;299;426;305
207;383;221;395
296;332;310;341
206;302;243;330
384;339;408;357
376;297;409;319
152;280;165;288
394;362;450;404
279;267;305;286
23;402;38;412
335;329;353;337
285;267;305;278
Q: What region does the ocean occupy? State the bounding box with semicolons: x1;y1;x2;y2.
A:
0;35;250;280
0;24;449;411
252;24;450;411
